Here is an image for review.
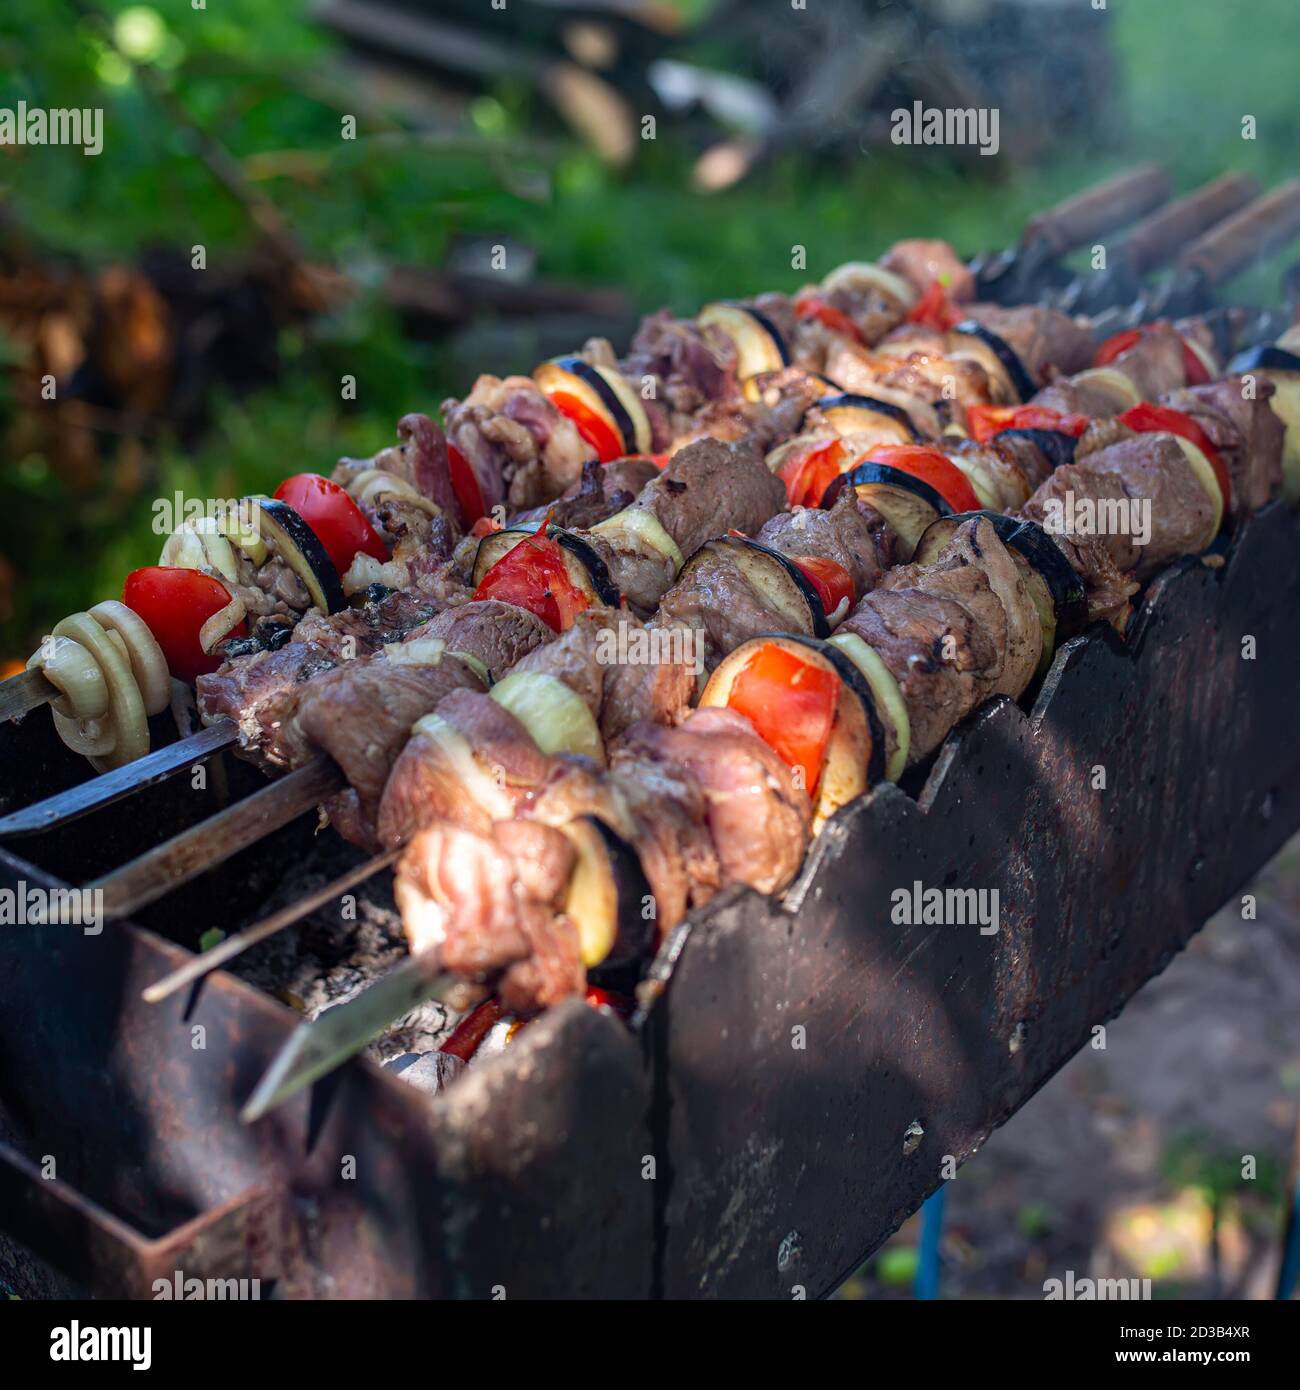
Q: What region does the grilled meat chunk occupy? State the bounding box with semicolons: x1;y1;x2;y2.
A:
197;640;338;767
442;374;591;511
654;542;816;675
333;412;460;519
617;708;812;897
585;436;787;613
623;309;740;435
379;687;553;847
756;490;889;601
295;656;486;847
880;238;976;303
513;458;650;531
1018;433;1216;578
635;436;785;558
1161;375;1284;519
395;819;584;1012
839;517;1037;761
961;304;1095;380
407;599;554;683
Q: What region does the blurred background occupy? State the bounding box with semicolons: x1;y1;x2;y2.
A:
1;0;1298;1297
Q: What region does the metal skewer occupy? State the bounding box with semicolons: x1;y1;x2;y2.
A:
240;950;484;1123
84;756;343;921
0;669;59;722
142;847;398;1003
0;721;239;839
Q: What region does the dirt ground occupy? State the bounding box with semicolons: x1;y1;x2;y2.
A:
838;832;1300;1300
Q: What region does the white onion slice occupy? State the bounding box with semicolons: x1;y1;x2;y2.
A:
51;611;149;768
198;592;248;655
51;709;116;758
27;636;109;721
89;600;171;716
347;468;438;515
821;261;919;310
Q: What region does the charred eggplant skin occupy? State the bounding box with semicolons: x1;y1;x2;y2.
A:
678;534;831;638
471;523;621;607
740;304;792;366
254;498;347;614
953;321;1036;403
556;531;622;608
584;818;656;979
549;355;640;455
1227;344;1300;375
993;428;1079;472
812;392;921;441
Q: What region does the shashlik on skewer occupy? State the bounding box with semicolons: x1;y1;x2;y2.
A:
5;210;1295;1019
9;194;1275;776
236;331;1292;1112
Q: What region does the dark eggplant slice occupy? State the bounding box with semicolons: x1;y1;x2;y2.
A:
699;301;790;377
993;428;1079;472
555;531;621;608
471;524;621;607
812;392;920;443
952;320;1036;403
471;523;543;588
1006;518;1089;656
699;632;885;830
912;510;1087;675
560;816;656;975
535;356;649;454
253;498;346;614
1227;344;1300;375
677;535;829;638
821;462;951;559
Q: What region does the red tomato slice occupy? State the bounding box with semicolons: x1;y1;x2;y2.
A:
1095;323;1212;387
273;473;389;576
727;643;840;791
1117;402;1231;514
1178;338;1213;386
792;556;855;618
793;294;865;345
547;390;623;463
905;280;962;332
1093;327;1143;367
966;404;1091;445
474;532;591;633
122;566;247;684
447;443;487;527
865;444;982;513
778;438;847;509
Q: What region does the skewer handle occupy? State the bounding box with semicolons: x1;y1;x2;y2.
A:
1119;172;1260;275
1022;164;1172;256
1177;180;1300;286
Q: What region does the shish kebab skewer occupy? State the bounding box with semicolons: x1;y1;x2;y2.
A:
0;170;1279;834
87;261;1298;926
10;190;1300;900
0;167;1215;777
239;358;1290;1115
141;309;1223;971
